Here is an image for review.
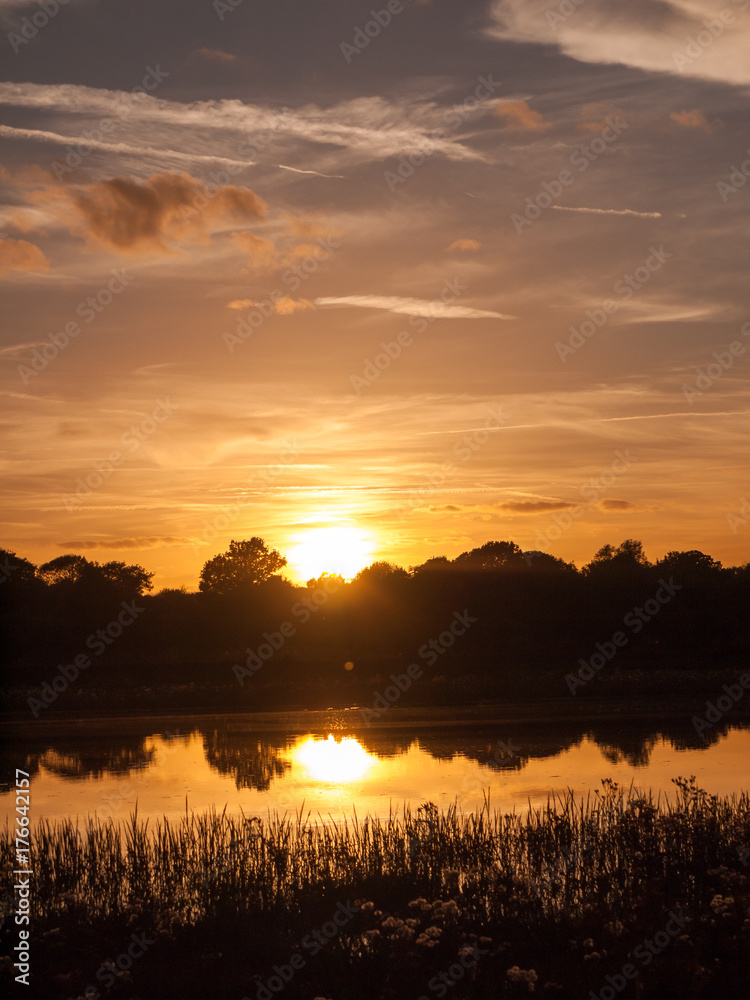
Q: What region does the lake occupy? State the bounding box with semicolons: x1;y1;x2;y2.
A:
3;703;749;826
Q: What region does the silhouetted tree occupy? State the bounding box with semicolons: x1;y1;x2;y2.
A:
411;556;452;574
523;551;576;572
584;539;650;574
199;537;286;594
353;561;409;584
656;550;722;577
99;560;153;596
39;554;152;598
453;540;525;571
0;548;38;588
39;553;92;585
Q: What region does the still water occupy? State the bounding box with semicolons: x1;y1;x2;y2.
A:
2;706;749;826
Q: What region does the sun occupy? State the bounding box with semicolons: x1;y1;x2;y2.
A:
287;525;375;582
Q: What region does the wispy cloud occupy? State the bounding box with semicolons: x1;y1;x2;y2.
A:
315;295;516;320
58;536;190;549
0;124;252;169
276;164;345;179
551;206;662;219
0;83;489;167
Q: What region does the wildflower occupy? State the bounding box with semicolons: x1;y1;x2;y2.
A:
507;965;538;987
361;901;375;912
381;916;403;929
710;894;734;915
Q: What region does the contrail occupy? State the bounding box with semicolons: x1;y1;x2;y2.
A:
552;205;661;218
276;163;345;179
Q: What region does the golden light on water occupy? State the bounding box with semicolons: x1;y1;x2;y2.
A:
287;525;376;582
290;735;378;784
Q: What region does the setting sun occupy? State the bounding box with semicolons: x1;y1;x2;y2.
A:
286;526;376;582
289;735;378;784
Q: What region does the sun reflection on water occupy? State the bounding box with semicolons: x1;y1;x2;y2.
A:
288;734;378;784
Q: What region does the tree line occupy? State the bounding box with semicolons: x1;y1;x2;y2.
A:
1;537;748;711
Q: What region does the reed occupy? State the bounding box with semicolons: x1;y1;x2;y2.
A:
3;779;749;999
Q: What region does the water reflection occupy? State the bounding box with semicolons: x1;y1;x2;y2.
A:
1;707;748;824
201;729;289;790
289;735;378;783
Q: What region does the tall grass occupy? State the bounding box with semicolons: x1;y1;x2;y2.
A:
9;778;748;921
3;779;749;999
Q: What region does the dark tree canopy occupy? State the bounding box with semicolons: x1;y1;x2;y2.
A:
353;561;409;585
39;554;91;586
0;548;38;587
453;540;525;571
38;554;153;596
656;550;722;576
411;556;452;574
584;538;650;574
199;538;287;594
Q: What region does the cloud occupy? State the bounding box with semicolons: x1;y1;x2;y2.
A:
194;48;237;64
499;500;577;514
551;206;662;219
423;499;578;515
274;296;315;315
227;298;255;310
285;215;335;237
494;100;549;131
230;230;279;267
598;499;636;512
0;83;489;168
0;124;251;170
276;164;346;179
670;109;716;133
57;172;266;253
0;236;49;273
487;0;750;86
58;536;189;550
445;238;481;252
315;295;516;320
578;103;629;132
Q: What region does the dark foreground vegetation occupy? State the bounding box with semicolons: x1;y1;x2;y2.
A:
2;779;749;999
2;537;749;718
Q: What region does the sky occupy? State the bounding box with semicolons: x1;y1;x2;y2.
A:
1;0;749;588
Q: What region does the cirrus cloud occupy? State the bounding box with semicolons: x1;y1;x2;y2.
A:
315;295;516;320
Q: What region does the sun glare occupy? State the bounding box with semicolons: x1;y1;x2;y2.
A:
290;735;378;784
287;525;375;582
